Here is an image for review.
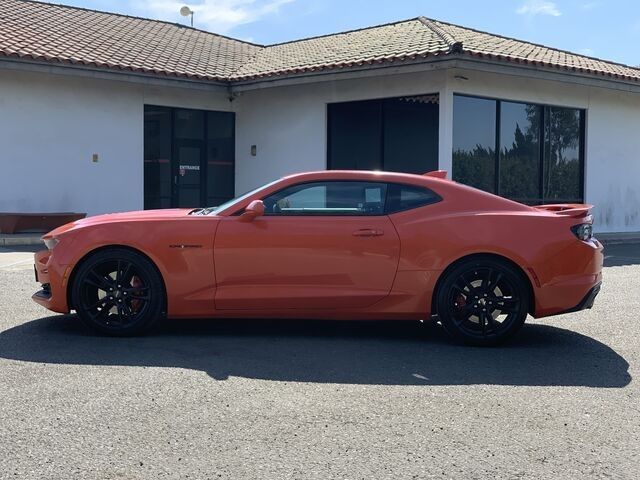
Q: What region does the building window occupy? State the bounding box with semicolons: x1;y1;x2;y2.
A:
327;95;439;174
144;106;235;209
452;94;585;204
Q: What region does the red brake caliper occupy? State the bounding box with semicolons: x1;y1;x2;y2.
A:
130;275;143;312
455;293;467;316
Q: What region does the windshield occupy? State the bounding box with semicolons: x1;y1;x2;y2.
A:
195;179;280;215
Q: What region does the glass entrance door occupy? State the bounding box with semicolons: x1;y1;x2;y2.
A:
144;106;235;210
175;142;203;208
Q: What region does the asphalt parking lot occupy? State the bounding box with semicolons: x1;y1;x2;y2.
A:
0;244;638;479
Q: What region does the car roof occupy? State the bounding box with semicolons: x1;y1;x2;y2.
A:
215;169;533;216
281;170;443;185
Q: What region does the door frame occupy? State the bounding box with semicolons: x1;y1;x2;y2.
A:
143;105;236;210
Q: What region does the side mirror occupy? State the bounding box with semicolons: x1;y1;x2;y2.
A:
241;200;265;221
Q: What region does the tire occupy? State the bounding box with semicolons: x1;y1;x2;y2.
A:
436;256;529;346
71;248;165;336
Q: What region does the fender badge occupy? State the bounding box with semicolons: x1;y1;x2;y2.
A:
169;244;203;249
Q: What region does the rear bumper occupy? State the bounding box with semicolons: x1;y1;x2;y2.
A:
532;239;604;318
560;282;601;314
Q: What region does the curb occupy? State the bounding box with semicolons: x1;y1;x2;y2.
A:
597;233;640;246
0;235;44;247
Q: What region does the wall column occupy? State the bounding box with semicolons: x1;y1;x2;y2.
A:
438;79;454;177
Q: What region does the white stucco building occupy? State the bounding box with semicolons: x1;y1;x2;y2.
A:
1;0;639;233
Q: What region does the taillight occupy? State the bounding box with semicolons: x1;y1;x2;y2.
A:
571;223;593;241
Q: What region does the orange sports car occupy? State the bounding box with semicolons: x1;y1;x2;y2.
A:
33;170;603;345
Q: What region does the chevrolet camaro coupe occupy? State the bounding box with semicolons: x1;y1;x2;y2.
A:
33;170;603;345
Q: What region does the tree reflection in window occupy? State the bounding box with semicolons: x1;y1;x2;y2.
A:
452;96;496;193
499;102;540;203
544;107;582;203
453;95;584;204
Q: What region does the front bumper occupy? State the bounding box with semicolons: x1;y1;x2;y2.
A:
32;249;71;313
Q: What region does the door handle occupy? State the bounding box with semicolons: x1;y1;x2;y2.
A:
352;228;384;237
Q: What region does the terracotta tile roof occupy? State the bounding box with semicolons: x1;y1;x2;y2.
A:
427;18;640;83
0;0;260;81
232;18;451;80
1;0;640;86
233;17;640;82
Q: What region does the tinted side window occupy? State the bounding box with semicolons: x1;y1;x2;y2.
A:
263;181;387;216
386;184;441;214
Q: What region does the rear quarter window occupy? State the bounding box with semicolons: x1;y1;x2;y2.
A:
386;183;441;214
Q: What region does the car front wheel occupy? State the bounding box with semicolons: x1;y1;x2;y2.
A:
71;248;165;336
436;257;530;346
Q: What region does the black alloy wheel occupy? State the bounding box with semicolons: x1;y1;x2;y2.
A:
71;248;164;336
436;257;529;346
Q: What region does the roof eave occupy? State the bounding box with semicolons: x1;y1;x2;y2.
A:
453;54;640;94
0;55;230;92
4;49;640;96
231;52;640;94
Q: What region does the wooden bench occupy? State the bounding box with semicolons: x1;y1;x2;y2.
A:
0;212;86;234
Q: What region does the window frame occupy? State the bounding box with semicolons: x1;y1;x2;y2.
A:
143;104;236;210
261;180;389;217
238;180;442;217
452;93;586;205
385;182;443;214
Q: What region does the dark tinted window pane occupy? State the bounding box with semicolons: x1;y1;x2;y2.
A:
544;107;583;203
207;165;234;200
175;109;204;140
144;106;172;210
453;96;497;193
328;101;382;170
383;96;439;174
328;96;439;174
178;188;200;208
263;182;386;215
386;184;440;213
207;197;233;208
499;102;541;203
207;111;235;202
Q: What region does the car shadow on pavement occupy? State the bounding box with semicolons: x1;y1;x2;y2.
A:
0;315;631;388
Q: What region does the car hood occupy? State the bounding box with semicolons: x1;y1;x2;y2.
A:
44;209;194;238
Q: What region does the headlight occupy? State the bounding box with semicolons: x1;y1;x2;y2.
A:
43;237;59;250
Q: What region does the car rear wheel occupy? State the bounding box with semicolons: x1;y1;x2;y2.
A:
71;248;165;336
436;257;529;346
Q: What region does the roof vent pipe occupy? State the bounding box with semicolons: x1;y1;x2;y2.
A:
448;41;464;54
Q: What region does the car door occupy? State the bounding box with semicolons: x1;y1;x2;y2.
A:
213;181;400;310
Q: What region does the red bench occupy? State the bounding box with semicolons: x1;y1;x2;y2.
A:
0;212;86;234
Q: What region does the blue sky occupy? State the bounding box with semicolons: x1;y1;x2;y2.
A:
41;0;639;66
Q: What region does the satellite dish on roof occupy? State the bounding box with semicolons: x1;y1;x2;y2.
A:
180;6;194;26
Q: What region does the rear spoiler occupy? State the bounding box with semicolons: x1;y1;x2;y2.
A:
533;204;593;219
423;170;448;179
